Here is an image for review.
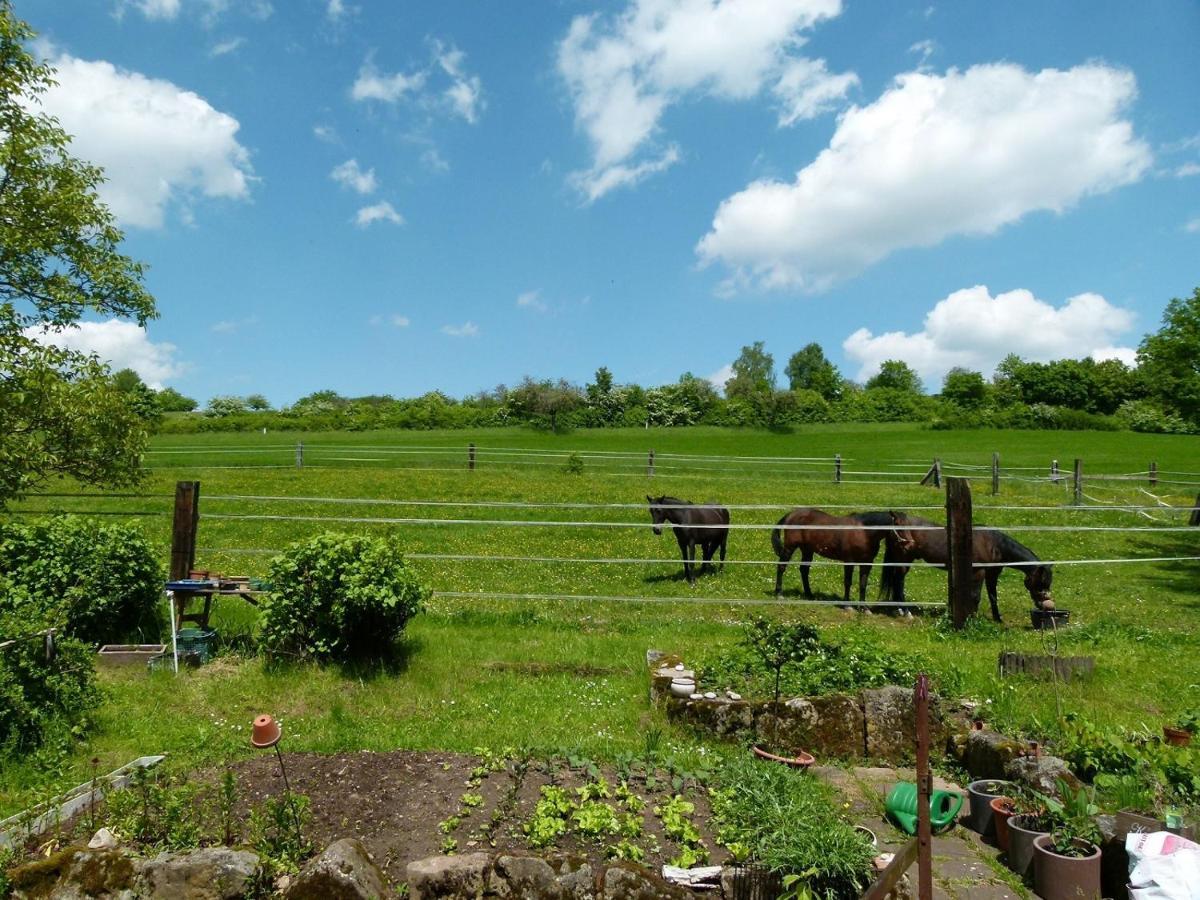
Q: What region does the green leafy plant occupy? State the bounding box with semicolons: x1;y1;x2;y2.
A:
259;532;430;663
524;785;573;848
459;792;483;809
1177;709;1200;735
248;793;312;872
572;800;619;837
606;838;645;862
1049;780;1100;857
741;618;819;751
654;794;707;865
563;452;584;475
576;775;611;801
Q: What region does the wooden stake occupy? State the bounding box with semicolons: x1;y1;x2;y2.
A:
1150;462;1158;487
834;453;842;484
933;458;941;488
915;673;933;900
468;443;476;471
1189;493;1200;528
1073;458;1083;505
1051;459;1059;483
946;477;975;629
295;442;303;469
647;449;655;477
169;481;200;582
991;452;1000;496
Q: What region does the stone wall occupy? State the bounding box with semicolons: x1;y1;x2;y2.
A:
648;651;949;763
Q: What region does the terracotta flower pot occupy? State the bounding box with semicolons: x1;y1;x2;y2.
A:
990;797;1016;852
1163;725;1192;747
251;714;281;748
751;745;814;768
1032;834;1101;900
1007;814;1050;880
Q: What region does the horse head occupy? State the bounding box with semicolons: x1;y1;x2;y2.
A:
647;495;668;535
1025;565;1054;608
887;510;918;553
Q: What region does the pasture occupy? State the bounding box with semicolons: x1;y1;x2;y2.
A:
3;424;1198;817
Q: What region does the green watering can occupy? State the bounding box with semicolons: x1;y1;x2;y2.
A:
884;781;963;835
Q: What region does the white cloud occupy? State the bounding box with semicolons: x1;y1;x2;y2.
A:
351;63;426;103
1185;217;1200;233
354;201;404;227
570;146;681;204
707;363;734;392
120;0;181;20
209;36;244;57
698;63;1152;292
1092;346;1138;367
557;0;853;200
908;39;935;67
441;321;480;338
1178;163;1200;178
368;314;410;327
26;320;182;389
516;290;548;312
326;0;349;21
313;124;337;143
435;42;485;123
117;0;270;24
37;50;254;229
210;316;257;334
331;158;378;195
841;285;1137;386
422;148;450;172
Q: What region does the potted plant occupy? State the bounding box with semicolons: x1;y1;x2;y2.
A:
743;618;819;767
1164;709;1198;747
1032;783;1101;900
1006;787;1062;880
990;795;1017;852
966;779;1014;837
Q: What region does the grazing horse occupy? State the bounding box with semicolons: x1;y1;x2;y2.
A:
771;508;901;602
881;512;1054;621
647;495;730;585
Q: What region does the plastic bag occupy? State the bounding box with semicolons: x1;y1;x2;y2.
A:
1128;831;1200;900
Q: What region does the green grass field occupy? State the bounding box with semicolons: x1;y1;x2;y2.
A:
3;424;1198;816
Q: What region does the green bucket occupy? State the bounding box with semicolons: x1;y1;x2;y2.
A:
885;781;963;835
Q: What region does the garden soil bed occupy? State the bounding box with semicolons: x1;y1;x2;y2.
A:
229;749;718;890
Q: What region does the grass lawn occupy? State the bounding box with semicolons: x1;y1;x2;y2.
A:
2;424;1198;817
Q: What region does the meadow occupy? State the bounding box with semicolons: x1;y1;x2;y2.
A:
3;424;1198;817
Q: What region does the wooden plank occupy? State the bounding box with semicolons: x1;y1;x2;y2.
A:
946;477;975;629
169;481;200;582
861;837;920;900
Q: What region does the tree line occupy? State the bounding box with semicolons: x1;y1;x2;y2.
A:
145;293;1200;436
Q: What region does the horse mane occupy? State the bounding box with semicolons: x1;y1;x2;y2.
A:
853;511;895;527
986;527;1041;564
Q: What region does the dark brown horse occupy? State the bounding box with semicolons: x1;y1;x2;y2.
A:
771;509;901;602
647;496;730;585
881;512;1053;621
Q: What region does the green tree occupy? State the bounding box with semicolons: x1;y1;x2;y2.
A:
725;341;776;401
154;387;197;412
1137;287;1200;426
507;377;584;431
784;343;843;400
111;368;161;422
205;395;248;417
0;5;156;507
245;393;271;411
866;360;923;393
941;367;988;408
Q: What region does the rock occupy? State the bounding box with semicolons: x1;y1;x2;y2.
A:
88;828;119;850
959;727;1026;779
762;693;864;757
726;691;741;701
284;838;387;900
407;852;491;900
138;847;259;900
1003;753;1080;795
665;696;755;738
549;856;594;900
863;686;947;761
601;864;689;899
8;847;137;900
490;855;562;899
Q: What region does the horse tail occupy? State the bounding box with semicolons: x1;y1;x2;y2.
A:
771;513;788;561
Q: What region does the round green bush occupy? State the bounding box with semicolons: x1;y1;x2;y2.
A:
0;516;162;645
259;532;429;663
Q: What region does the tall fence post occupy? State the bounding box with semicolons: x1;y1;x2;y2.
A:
991;452;1000;496
933;458;941;488
295;442;303;469
169;481;200;582
946;476;975;630
1189;493;1200;528
834;453;842;484
1051;459;1060;483
468;443;476;471
915;674;933;900
647;449;655;477
1073;458;1083;505
1149;462;1158;488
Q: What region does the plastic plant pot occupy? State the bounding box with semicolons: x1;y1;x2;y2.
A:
1007;814;1051;881
1032;834;1101;900
966;780;1014;838
990;796;1016;851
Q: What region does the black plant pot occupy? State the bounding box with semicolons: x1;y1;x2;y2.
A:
1031;608;1070;630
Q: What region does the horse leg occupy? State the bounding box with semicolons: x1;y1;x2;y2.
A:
676;536;692;584
774;546;795;597
701;542;716;574
859;565;870;604
800;550;815;599
687;541;698;585
987;569;1002;622
842;564;853;603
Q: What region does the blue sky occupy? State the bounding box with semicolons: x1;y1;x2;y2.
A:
18;0;1200;404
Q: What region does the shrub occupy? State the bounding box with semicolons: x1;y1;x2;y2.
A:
0;516;162;645
0;601;100;751
259;532;429;663
1116;399;1196;434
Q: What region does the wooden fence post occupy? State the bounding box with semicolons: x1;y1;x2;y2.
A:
1051;459;1059;483
169;481;200;582
1149;462;1158;488
915;674;933;900
946;477;975;630
834;453;842;484
1189;493;1200;528
647;449;655;476
295;442;303;469
468;443;476;471
933;458;941;488
991;452;1000;496
1073;458;1083;505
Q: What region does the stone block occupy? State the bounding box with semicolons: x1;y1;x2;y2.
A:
284;838;387;900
